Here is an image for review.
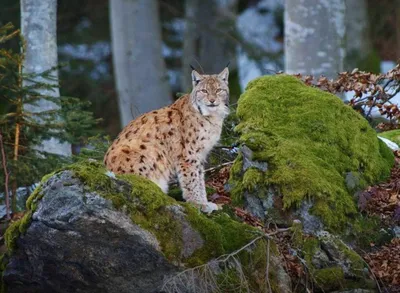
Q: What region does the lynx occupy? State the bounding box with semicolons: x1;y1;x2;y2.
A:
104;67;230;212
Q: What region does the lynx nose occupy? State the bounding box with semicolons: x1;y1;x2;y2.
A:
209;99;215;104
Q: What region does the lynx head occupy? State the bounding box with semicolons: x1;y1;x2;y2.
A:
190;67;230;117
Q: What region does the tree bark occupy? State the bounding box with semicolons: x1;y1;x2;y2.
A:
345;0;372;71
181;0;238;91
284;0;346;80
396;0;400;60
21;0;71;156
182;0;200;92
110;0;172;128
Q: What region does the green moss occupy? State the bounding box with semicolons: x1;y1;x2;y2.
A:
62;161;262;266
379;129;400;145
335;240;364;275
183;210;260;266
232;74;394;230
4;170;54;255
229;154;244;204
301;236;320;265
314;267;345;290
242;168;264;191
3;221;21;254
69;161;265;267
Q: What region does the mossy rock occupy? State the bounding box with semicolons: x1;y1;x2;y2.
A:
296;231;375;292
230;74;394;232
1;160;291;293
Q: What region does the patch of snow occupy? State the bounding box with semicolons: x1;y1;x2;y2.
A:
105;171;116;179
378;136;399;151
59;42;110;62
58;42;111;80
381;60;396;73
236;0;284;90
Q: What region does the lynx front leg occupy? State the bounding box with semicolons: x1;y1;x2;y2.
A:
177;159;218;213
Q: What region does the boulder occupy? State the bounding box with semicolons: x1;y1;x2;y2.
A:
228;74;394;291
0;161;290;293
230;74;394;234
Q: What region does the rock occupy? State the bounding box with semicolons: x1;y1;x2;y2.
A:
297;231;375;292
1;161;291;293
227;75;390;291
3;171;176;293
230;74;394;234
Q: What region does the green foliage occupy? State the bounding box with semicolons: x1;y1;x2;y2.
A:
72;135;111;163
0;23;100;204
232;74;394;230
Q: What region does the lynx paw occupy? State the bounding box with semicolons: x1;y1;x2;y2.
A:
201;202;220;214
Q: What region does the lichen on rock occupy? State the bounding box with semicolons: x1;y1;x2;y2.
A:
230;74;394;231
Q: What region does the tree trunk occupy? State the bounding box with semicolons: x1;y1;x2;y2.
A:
345;0;372;71
284;0;346;80
110;0;172;128
21;0;71;156
396;0;400;60
182;0;238;91
182;0;200;92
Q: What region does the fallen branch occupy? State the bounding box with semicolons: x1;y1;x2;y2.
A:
204;161;234;173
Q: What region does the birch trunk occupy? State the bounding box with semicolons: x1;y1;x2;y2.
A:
284;0;346;80
21;0;71;156
110;0;172;128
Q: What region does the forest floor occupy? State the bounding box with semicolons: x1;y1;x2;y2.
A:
205;152;400;293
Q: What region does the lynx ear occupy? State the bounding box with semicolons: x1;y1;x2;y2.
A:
218;67;229;83
192;70;204;87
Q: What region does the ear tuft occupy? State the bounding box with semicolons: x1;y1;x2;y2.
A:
218;67;229;82
192;70;203;87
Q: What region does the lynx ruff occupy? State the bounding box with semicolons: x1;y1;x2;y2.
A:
104;67;230;213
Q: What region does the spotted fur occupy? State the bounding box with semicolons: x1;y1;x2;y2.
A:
104;68;229;212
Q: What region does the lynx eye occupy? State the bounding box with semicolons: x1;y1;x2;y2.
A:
201;89;208;94
216;88;224;93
